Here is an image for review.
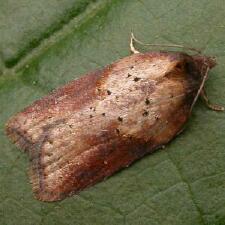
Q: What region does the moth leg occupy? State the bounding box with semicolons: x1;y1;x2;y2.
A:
201;88;224;111
130;32;140;54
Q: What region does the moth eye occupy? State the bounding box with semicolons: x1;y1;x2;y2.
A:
175;62;184;70
184;61;200;80
184;61;193;73
176;61;193;74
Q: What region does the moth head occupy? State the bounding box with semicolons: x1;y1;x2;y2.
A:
188;55;221;112
175;54;217;83
171;53;217;110
192;55;217;72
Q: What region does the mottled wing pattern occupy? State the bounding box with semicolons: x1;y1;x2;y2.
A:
6;52;202;201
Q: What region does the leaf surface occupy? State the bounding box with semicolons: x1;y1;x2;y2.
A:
0;0;225;224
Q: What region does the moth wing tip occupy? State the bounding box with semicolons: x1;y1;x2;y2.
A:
5;116;25;149
30;176;63;202
29;164;70;202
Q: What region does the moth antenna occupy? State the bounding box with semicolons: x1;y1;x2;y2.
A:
131;32;202;54
190;66;209;113
200;88;224;111
199;58;224;111
190;60;224;113
130;32;140;54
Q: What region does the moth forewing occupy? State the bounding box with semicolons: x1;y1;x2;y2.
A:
5;51;217;201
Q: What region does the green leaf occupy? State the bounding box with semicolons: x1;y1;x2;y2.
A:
0;0;225;224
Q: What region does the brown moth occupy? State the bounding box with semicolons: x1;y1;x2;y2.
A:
5;34;223;202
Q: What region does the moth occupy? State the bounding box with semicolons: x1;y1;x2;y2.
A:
5;33;223;202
